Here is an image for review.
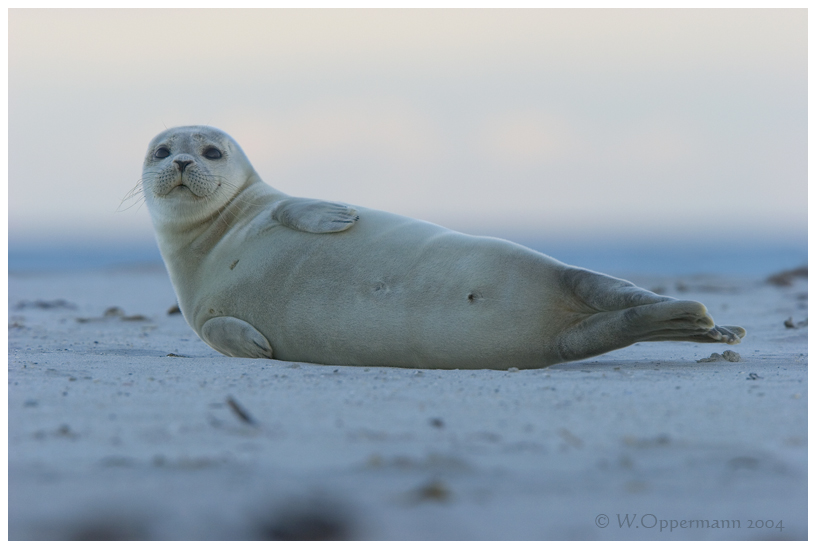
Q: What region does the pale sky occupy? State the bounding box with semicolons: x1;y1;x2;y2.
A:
8;9;807;246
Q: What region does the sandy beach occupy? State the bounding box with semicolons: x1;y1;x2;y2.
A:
7;263;807;540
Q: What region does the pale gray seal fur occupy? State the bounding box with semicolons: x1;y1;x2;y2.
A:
141;125;745;369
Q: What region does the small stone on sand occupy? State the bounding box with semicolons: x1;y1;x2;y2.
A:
697;350;741;363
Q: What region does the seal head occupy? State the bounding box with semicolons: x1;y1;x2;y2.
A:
142;125;259;228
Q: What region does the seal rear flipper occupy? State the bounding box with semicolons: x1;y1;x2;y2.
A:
271;198;359;233
556;300;731;362
201;316;273;358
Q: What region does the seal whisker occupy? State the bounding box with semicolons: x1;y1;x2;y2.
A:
117;181;148;212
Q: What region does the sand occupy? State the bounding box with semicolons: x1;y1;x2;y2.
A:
7;264;808;540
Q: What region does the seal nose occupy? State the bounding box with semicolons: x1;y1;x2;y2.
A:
174;159;193;172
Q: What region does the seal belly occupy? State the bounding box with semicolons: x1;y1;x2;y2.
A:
243;217;561;368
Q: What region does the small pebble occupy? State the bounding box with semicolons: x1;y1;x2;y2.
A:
722;350;741;362
413;479;450;503
697;350;741;363
784;316;808;329
121;315;150;322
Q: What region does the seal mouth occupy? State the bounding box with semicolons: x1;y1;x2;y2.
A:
167;183;190;195
161;183;200;199
164;181;214;200
150;165;220;199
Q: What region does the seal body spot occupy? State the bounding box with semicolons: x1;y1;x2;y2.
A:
141;125;745;370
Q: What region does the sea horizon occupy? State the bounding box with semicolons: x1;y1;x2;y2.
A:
8;235;807;278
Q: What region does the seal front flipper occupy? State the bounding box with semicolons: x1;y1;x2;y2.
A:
201;316;273;358
271;198;359;234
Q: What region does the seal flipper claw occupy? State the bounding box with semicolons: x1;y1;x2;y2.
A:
722;325;746;340
712;325;745;344
271;198;358;234
201;316;273;359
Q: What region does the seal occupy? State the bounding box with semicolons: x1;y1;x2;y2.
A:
141;125;745;369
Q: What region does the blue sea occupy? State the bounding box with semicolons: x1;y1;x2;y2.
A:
8;237;807;278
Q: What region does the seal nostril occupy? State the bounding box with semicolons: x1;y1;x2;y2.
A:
174;160;193;172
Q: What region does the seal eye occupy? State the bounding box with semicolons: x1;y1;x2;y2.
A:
154;147;170;159
203;147;222;160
